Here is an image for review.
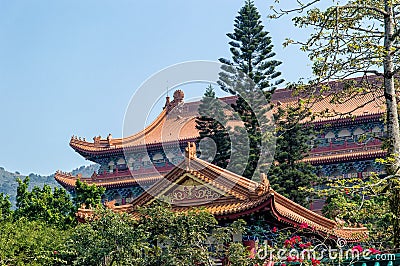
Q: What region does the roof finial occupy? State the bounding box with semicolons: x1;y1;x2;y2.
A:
255;173;270;195
185;142;197;160
166;80;169;97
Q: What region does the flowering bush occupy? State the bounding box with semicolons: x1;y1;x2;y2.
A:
244;221;383;266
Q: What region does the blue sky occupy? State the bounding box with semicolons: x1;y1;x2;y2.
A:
0;1;312;175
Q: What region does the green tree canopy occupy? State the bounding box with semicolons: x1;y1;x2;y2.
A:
268;106;319;207
219;0;283;179
271;0;400;250
73;179;105;209
0;218;69;265
63;203;249;266
14;176;75;228
196;85;231;168
0;192;11;222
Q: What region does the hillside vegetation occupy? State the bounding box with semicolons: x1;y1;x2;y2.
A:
0;164;99;207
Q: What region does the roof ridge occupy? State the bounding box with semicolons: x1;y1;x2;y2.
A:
122;108;168;144
272;190;340;229
192;157;260;189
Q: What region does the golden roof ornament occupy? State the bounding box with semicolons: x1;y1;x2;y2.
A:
164;89;185;113
185;142;197;169
255;173;270;195
185;142;197;160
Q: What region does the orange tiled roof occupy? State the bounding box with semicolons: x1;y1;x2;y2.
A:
303;149;386;164
76;142;368;242
54;170;163;189
70;79;386;156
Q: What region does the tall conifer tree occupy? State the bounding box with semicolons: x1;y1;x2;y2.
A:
196;85;231;168
268;106;319;207
219;0;283;179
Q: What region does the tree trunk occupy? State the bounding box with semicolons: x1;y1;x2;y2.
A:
384;1;400;166
384;0;400;250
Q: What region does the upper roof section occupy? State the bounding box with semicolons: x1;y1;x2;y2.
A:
70;77;386;158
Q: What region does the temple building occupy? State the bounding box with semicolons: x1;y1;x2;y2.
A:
55;82;386;209
75;142;368;242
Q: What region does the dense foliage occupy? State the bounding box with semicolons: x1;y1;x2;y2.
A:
73;179;105;209
0;178;252;265
196;85;231;168
271;0;400;249
318;174;393;251
58;203;251;265
0;219;69;265
14;177;76;228
218;0;283;180
268;106;319;207
0;193;11;222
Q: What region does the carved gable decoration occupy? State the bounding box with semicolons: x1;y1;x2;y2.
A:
161;173;228;206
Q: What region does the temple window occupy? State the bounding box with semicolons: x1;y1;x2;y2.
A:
353;128;364;136
141;155;152;167
117;158;127;170
346;167;358;178
166;151;175;164
372;126;381;136
114;194;121;205
338;129;351;137
330;170;342;179
108;161;115;173
152;153;164;162
362;165;376;178
127;158;134;170
325;131;335;141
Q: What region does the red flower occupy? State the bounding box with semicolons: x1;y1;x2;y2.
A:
272;226;278;233
287;256;301;262
369;248;381;254
281;264;286;266
352;245;363;252
299;222;309;229
284;239;292;248
53;250;58;255
311;258;321;266
291;235;301;243
286;256;295;262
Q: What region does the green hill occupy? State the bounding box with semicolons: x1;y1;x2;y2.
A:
0;164;99;208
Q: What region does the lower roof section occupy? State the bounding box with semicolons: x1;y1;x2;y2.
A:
75;142;368;242
54;169;163;190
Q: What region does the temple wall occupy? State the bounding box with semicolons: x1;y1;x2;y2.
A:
312;119;386;179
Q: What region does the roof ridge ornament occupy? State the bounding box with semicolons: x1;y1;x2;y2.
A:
185;142;197;159
185;142;197;169
164;89;185;113
104;200;116;209
93;135;101;146
255;173;270;196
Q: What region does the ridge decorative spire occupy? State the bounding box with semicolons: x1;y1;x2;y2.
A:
164;89;185;113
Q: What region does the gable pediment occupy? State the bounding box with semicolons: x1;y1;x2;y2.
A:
154;173;233;206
